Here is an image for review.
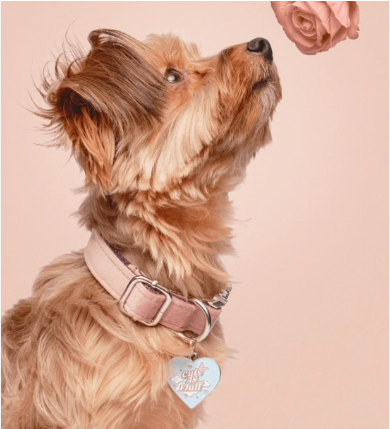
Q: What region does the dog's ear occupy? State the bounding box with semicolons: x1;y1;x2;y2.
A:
38;29;166;192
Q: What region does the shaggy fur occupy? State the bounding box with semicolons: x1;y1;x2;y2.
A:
2;29;281;428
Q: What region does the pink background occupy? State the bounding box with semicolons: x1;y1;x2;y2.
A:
2;2;388;428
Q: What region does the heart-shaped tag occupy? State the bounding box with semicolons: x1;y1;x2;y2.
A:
168;357;221;409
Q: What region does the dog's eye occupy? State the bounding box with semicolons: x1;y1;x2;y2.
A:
165;69;183;83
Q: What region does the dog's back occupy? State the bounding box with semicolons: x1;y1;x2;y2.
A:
2;253;90;427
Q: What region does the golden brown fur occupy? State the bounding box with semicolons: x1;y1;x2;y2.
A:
2;29;281;428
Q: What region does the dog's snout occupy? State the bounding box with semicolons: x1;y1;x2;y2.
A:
247;38;273;62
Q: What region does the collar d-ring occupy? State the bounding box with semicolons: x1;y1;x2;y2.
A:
176;299;212;343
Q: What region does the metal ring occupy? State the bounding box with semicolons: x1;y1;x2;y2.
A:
176;299;212;343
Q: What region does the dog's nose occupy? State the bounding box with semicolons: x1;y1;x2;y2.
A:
247;38;273;62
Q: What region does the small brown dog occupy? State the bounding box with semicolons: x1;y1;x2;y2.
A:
2;29;281;428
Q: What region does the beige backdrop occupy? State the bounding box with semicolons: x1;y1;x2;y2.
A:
2;2;388;428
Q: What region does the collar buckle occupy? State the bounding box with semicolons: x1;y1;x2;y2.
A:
119;275;172;326
119;274;215;343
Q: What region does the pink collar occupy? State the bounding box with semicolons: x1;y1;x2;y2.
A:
84;230;231;342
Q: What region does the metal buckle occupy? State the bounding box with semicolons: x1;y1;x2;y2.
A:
120;275;217;343
176;299;212;343
207;284;232;309
119;275;172;326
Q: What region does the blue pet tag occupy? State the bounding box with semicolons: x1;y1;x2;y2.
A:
168;357;221;409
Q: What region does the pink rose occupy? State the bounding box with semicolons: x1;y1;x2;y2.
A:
271;1;360;55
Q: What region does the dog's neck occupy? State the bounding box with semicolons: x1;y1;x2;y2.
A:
78;187;234;299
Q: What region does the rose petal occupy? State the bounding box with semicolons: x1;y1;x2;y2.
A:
291;1;316;15
327;1;351;27
289;24;318;47
274;3;316;48
329;11;344;38
330;26;348;48
314;17;329;46
347;2;360;39
292;11;315;38
311;2;334;33
292;10;314;31
294;40;319;55
315;17;328;37
295;1;332;32
300;24;317;38
271;1;295;27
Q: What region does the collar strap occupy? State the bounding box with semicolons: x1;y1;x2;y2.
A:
84;230;230;342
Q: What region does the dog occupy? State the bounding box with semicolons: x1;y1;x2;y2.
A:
2;29;281;428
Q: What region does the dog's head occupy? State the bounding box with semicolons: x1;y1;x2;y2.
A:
40;29;281;197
